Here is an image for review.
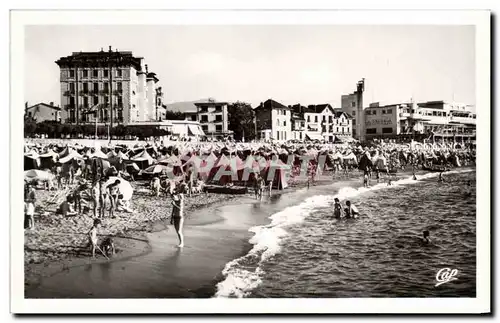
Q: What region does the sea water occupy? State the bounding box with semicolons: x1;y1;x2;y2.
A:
215;169;476;298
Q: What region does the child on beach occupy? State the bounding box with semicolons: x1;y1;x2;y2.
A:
58;195;78;217
333;198;342;219
88;218;101;258
24;183;36;230
363;174;369;188
344;201;359;219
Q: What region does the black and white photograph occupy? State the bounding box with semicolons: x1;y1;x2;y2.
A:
10;9;491;314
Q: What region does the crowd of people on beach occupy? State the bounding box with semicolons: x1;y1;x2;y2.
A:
23;138;475;257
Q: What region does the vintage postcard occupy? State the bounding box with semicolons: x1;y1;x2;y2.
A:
10;9;490;314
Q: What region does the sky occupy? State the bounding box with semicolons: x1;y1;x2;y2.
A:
24;25;475;109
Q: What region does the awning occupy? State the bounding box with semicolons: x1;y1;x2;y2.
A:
188;124;204;136
305;133;324;141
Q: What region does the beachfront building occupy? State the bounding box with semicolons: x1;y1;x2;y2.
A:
290;104;353;143
363;101;476;142
254;99;292;142
127;120;205;141
165;98;233;140
55;46;164;126
195;98;233;140
341;78;366;141
25;102;62;123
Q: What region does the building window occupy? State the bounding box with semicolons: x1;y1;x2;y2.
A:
93;69;98;78
104;83;109;92
215;114;222;122
216;125;222;132
200;106;208;113
83;83;88;92
315;116;318;123
387;109;392;114
353;119;356;125
117;82;122;92
117;96;123;107
28;112;32;117
215;106;222;112
93;96;99;105
351;101;356;107
307;116;311;122
201;115;208;122
322;116;326;122
382;127;393;134
83;70;88;78
329;116;333;123
202;125;208;132
93;82;99;92
342;127;344;133
352;110;356;116
191;115;197;121
103;70;109;78
83;97;89;107
366;128;377;134
284;120;286;127
117;69;122;77
336;127;339;133
69;69;75;78
69;82;75;92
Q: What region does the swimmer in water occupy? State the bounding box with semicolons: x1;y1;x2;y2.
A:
421;230;431;244
387;178;392;186
438;172;445;182
344;200;359;219
412;171;417;181
333;198;342;219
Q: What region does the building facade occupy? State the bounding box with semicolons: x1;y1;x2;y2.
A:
340;78;365;141
291;104;353;142
55;46;164;126
25;102;62;122
195;98;233;139
363;100;476;141
254;99;292;142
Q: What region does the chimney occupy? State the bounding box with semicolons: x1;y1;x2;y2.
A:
50;102;54;106
145;64;148;73
101;47;104;52
109;45;112;52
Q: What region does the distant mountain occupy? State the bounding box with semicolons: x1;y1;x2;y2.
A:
165;99;212;113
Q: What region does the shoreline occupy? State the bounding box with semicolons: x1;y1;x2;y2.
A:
25;167;471;297
24;171;363;297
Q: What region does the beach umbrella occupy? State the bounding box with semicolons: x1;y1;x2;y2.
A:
90;149;108;159
59;150;83;164
24;169;53;181
105;176;134;201
143;164;173;175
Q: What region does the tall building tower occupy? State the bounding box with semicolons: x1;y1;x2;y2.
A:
341;78;365;141
55;46;161;126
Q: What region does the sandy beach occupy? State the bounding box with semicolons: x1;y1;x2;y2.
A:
24;170;368;297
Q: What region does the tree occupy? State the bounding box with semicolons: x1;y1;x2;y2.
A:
24;117;37;137
164;110;186;120
227;101;256;141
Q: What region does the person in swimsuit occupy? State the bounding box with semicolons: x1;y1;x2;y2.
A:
333;198;342;219
106;179;121;219
363;174;369;188
91;180;100;219
170;190;185;248
438;172;445;183
344;200;359;219
98;180;107;218
88;218;101;258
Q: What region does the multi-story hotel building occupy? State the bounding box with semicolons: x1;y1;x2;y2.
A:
195;98;233;139
363;101;476;141
254;99;292;142
291;104;353;142
55;46;164;126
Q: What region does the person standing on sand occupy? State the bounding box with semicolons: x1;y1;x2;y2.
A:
91;180;100;219
170;189;185;248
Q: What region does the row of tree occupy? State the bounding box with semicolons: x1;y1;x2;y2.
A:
24;101;258;141
24;119;171;140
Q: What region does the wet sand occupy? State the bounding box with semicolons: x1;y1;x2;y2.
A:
27;169;414;298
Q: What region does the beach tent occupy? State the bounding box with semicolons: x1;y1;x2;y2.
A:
131;150;154;169
90;149;108;159
59;150;83;164
24;150;40;170
105;176;134;202
143;164;173;175
262;158;290;190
